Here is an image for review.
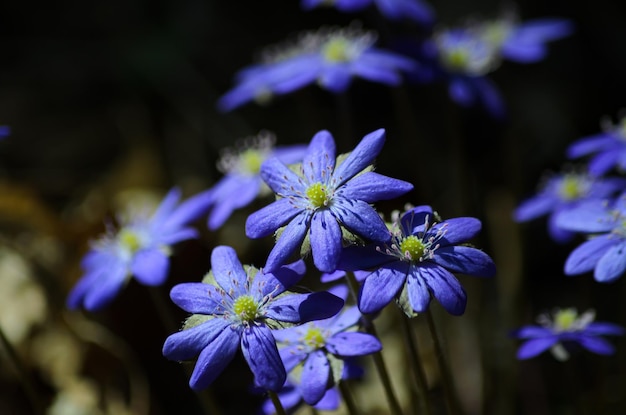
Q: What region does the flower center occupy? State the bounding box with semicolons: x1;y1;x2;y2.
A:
323;38;352;63
558;175;586;200
399;235;426;261
118;229;142;253
306;182;330;208
303;326;326;350
443;49;470;71
233;295;259;323
239;149;264;175
553;309;578;331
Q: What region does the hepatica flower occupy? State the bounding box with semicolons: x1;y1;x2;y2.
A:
67;187;211;311
162;246;344;391
339;205;496;316
273;305;379;405
301;0;435;26
567;115;626;176
512;308;624;361
245;128;413;273
513;170;625;243
205;131;306;230
557;193;626;282
218;25;417;112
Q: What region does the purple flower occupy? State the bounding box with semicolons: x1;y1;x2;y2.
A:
162;246;344;392
513;170;625;243
67;187;212;311
557;193;626;282
301;0;434;26
512;308;624;360
205;131;306;230
217;25;417;112
340;205;496;316
567;115;626;177
245;128;413;273
273;305;379;405
0;125;10;140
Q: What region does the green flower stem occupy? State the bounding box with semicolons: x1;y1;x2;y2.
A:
0;324;43;415
425;311;462;415
398;310;433;415
339;380;362;415
345;272;404;415
268;390;288;415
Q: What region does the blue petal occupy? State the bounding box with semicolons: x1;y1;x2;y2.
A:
163;189;213;231
510;326;553;339
210;246;248;296
252;260;306;298
264;211;311;273
594;242;626;282
207;176;260;230
278;344;308;372
83;260;128;311
162;318;231;361
319;65;353;92
189;325;240;390
310;209;342;272
564;236;619;276
314;387;340;411
169;283;226;315
547;211;575;244
325;332;381;356
419;264;467;316
297;291;345;322
266;293;316;323
151;187;182;227
259;157;307;196
324;306;362;335
301;350;331;405
589;151;621;177
448;77;475;107
584;322;625;336
302;130;336;183
159;228;198;245
67;265;110;310
359;261;409;314
375;0;434;24
436;217;482;245
241;325;286;392
555;200;615;233
332;199;391;243
406;269;432;313
516;337;558;359
566;134;615;158
246;198;303;238
572;335;615;355
131;248;170;286
513;194;555;222
337;244;394;272
339;172;413;202
400;205;433;235
433;246;496;277
333;129;386;186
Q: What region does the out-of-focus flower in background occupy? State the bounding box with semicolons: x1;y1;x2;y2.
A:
301;0;435;26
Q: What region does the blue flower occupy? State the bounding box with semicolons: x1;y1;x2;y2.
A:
245;128;413;273
511;308;624;360
340;205;496;316
513;170;625;243
218;25;417;112
162;246;344;392
0;125;10;140
272;305;379;405
557;193;626;282
205;131;306;230
301;0;435;26
67;187;212;311
567;115;626;177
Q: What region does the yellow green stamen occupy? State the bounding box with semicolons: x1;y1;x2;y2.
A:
554;308;578;331
303;327;326;349
323;38;351;63
239;149;264;175
118;229;142;253
559;176;584;200
233;295;259;322
400;235;426;261
306;183;330;208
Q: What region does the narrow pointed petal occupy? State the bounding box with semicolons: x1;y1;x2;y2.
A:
575;336;616;355
241;325;286;392
510;326;552;339
246;198;302;238
67;266;108;310
434;246;496;277
163;318;231;361
333;129;385;185
210;246;248;297
83;261;128;311
567;135;615;158
278;344;308;372
326;332;381;356
406;270;432;313
555;201;615;233
131;248;170;286
516;337;558;359
420;264;467;316
264;211;311;273
324;306;362;335
189;326;240;390
301;350;331;405
163;189;213;230
584;322;626;336
252;260;306;298
170;283;225;315
310;210;342;272
513;194;555;222
283;291;345;323
339;172;413;202
436;217;482;245
302;130;336;183
260;157;307;196
594;243;626;282
359;262;409;314
564;236;618;276
160;227;198;245
332;199;391;242
152;187;182;226
315;387;340;411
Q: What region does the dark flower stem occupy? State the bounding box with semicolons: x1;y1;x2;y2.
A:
398;310;433;415
0;324;43;415
345;272;404;415
339;380;362;415
268;390;288;415
425;311;462;415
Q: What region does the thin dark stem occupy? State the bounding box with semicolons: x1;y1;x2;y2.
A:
398;310;433;415
344;272;404;415
339;380;362;415
425;311;462;415
0;324;43;415
268;390;288;415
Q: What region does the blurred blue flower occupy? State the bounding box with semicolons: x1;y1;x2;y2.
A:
218;25;417;112
511;308;624;360
245;128;413;273
205;131;306;230
340;205;495;316
557;193;626;282
162;246;344;392
301;0;434;26
0;125;10;140
272;305;378;405
67;187;211;311
567;115;626;177
513;170;625;243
